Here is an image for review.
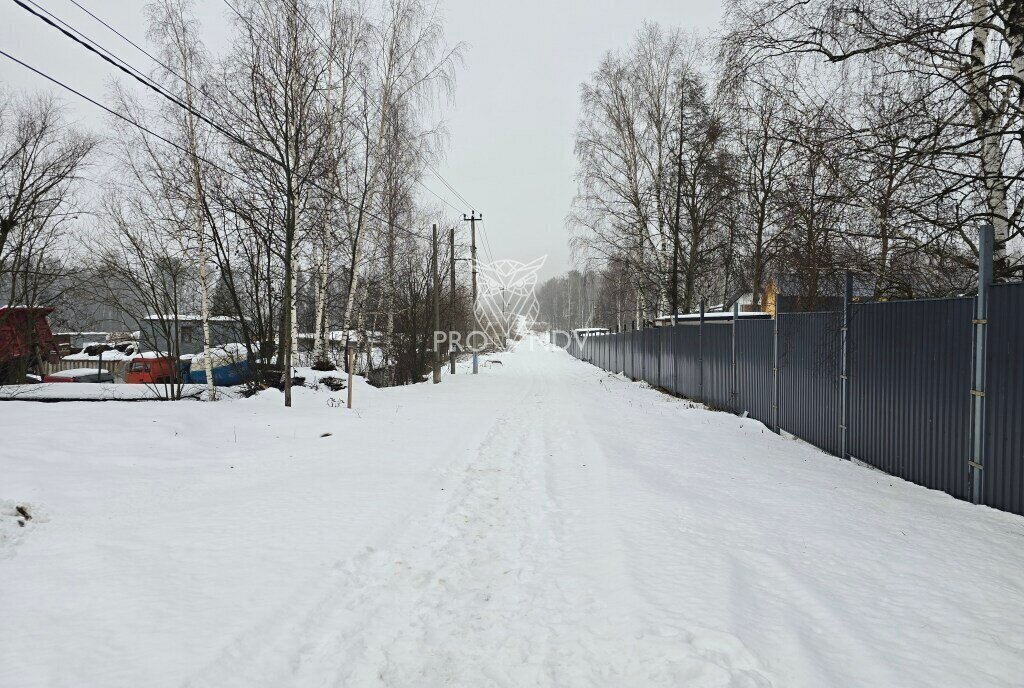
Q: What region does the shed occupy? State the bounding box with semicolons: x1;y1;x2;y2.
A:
141;314;245;356
0;306;59;383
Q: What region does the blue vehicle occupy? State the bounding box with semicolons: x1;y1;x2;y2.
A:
187;346;251;386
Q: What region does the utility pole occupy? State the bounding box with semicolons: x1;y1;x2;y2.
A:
463;212;481;373
449;226;456;375
432;224;441;384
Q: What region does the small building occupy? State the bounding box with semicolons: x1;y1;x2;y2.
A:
0;306;59;383
760;272;870;316
573;327;610;338
141;314;245;356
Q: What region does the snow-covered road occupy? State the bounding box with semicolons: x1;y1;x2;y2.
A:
2;338;1023;687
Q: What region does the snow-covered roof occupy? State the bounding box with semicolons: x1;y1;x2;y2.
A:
297;330;383;342
573;327;610;334
654;311;770;323
143;314;241;323
64;346;137;361
45;368;113;379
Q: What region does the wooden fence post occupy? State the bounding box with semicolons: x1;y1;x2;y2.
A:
346;346;354;410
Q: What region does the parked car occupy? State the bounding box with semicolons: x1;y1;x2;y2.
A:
42;368;115;383
124;355;177;384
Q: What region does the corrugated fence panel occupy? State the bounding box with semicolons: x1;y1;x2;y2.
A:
736;319;774;427
659;327;676;392
616;333;623;371
642;328;660;386
849;298;972;500
778;312;842;456
673;325;701;398
985;283;1024;515
702;323;733;409
626;329;634;378
623;332;634;379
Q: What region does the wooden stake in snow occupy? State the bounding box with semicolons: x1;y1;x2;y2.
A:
347;346;354;410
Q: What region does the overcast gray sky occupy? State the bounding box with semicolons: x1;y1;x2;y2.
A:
1;0;722;280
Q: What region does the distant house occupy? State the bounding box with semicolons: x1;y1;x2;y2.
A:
760;272;873;316
653;311;770;326
0;306;59;383
141;315;245;356
572;327;610;337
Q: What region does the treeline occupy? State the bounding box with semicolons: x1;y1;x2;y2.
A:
0;0;476;402
562;1;1023;329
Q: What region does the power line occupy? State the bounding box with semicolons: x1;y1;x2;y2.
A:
66;0;189;89
7;7;431;243
0;48;429;246
272;0;487;226
62;0;488;255
478;218;498;265
14;0;259;164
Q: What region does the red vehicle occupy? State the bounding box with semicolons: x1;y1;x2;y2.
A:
125;355;177;384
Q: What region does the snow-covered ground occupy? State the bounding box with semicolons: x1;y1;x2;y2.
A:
2;336;1023;687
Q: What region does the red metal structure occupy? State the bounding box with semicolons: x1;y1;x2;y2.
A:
0;306;59;382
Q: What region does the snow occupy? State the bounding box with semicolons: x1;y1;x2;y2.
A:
1;336;1023;687
41;368;113;380
191;342;248;366
62;347;136;361
654;311;771;323
0;382;217;400
143;314;241;322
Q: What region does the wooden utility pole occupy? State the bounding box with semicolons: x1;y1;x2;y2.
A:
449;226;456;375
463;212;481;374
432;224;441;384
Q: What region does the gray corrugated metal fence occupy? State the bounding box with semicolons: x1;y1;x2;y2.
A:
849;298;972;500
701;323;733;409
735;319;773;426
777;312;843;457
984;285;1024;514
562;280;1024;518
673;325;701;399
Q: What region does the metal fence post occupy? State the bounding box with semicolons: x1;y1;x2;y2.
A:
970;223;993;504
841;271;853;460
732;302;739;413
699;300;705;403
772;310;780;434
